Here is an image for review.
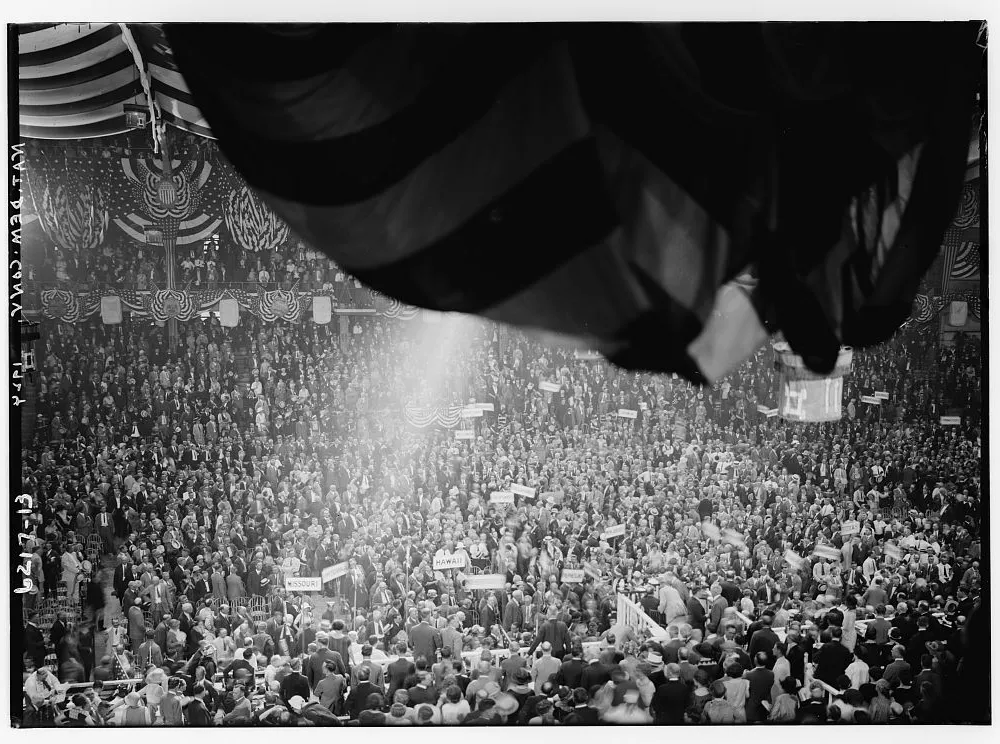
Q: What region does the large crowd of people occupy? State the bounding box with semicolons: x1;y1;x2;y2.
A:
18;298;984;726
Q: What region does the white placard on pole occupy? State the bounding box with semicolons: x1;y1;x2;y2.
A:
539;381;561;393
462;574;506;590
840;520;860;536
433;554;467;570
285;576;322;592
461;407;484;418
812;545;841;561
602;524;626;539
490;491;515;505
475;403;495;412
756;404;770;414
940;416;962;426
561;568;585;583
874;391;890;400
455;430;475;440
860;395;881;405
617;409;638;420
510;484;536;498
321;562;349;583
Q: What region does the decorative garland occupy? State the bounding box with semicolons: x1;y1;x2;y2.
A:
38;287;420;324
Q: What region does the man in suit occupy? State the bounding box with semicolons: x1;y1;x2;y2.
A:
745;652;776;722
279;657;311;706
24;612;47;669
386;641;415;701
346;665;380;720
651;662;690;724
747;614;781;666
556;642;586;689
113;556;137;599
49;612;69;654
813;626;853;686
528;608;570;659
440;614;464;660
127;599;146;653
408;608;442;663
563;687;600;725
350;644;385;690
686;588;708;634
306;633;347;690
136;629;164;668
500;642;528;690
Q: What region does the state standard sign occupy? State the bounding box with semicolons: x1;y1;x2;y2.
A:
286;576;323;591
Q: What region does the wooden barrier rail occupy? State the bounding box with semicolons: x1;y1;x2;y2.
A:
616;593;669;640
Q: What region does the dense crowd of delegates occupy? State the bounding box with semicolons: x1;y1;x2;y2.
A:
19;310;983;726
26;235;167;290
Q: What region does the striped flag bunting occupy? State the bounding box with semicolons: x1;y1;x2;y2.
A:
17;23;211;139
165;23;982;385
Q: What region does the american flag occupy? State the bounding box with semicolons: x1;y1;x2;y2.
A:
99;141;232;247
941;225;980;289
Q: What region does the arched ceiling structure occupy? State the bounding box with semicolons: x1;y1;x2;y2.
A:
18;23;212;140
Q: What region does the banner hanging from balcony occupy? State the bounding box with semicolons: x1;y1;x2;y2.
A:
25;154;110;256
403;404;464;429
370;289;420;320
224;181;291;252
103;152;229;246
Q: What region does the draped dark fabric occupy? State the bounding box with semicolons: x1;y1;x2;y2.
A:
167;22;983;385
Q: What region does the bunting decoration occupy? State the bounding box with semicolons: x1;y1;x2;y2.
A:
148;287;199;321
40;289;82;323
952;181;980;229
26;153;109;255
107;152;226;245
369;288;420;320
403;404;465;429
224;181;290;252
258;288;303;322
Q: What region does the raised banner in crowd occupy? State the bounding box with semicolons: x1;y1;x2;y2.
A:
510;484;536;498
321;562;349;583
940;416;962;425
539;381;561;393
461;574;506;590
490;491;515;504
860;395;881;404
460;406;484;418
474;402;495;412
840;520;861;536
617;409;638;419
874;391;890;400
285;576;322;591
432;554;467;570
561;568;585;583
455;430;475;440
813;545;841;561
602;524;626;539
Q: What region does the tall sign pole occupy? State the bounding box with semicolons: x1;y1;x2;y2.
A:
154;126;180;345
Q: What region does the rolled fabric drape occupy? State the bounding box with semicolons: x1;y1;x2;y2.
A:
167;22;982;384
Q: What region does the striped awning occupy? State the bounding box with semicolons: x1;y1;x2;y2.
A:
18;22;212;140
